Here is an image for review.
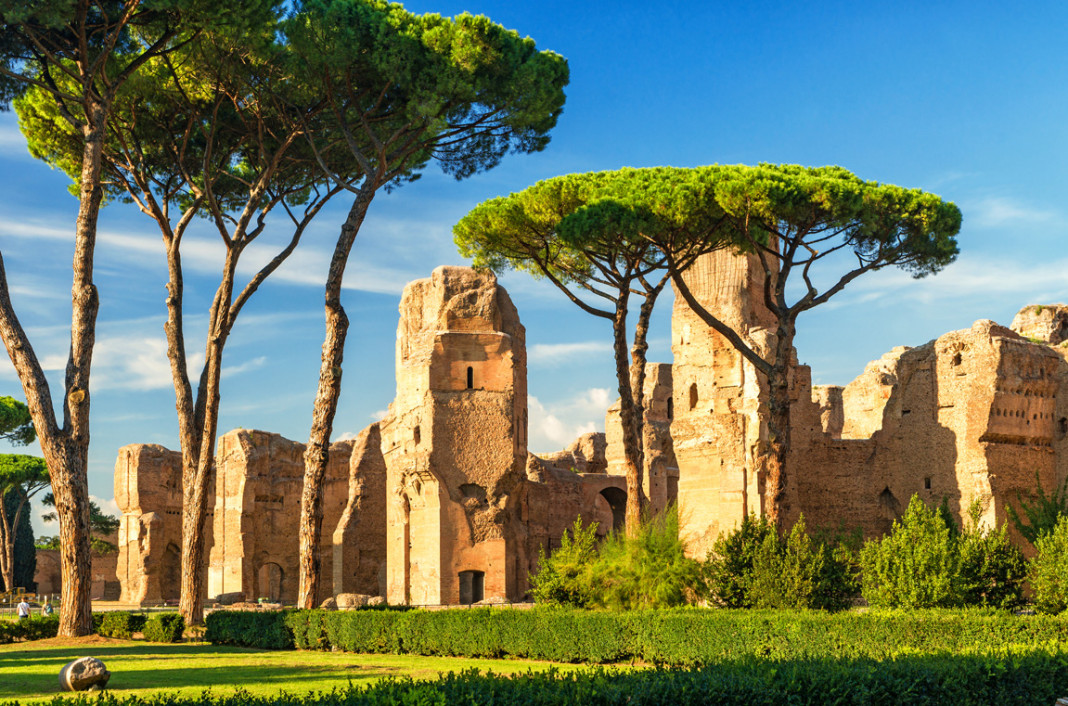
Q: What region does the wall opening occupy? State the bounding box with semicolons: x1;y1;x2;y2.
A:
923;477;932;490
161;542;181;601
599;487;628;533
413;426;420;444
688;383;698;411
466;366;474;389
1059;417;1067;440
459;570;485;605
667;397;673;420
257;562;283;601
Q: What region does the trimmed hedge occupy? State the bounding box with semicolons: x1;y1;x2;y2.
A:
4;654;1068;705
206;607;1068;665
143;613;184;642
98;612;147;639
0;615;59;643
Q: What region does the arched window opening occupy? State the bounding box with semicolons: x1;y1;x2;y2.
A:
667;397;673;421
688;383;698;411
599;487;627;533
466;366;474;389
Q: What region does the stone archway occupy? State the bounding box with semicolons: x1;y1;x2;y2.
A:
257;562;283;601
599;487;627;533
161;543;181;601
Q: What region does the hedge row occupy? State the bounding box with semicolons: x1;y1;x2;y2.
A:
205;607;1068;665
98;612;184;642
0;615;58;644
6;655;1068;706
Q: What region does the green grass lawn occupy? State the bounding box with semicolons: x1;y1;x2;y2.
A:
0;637;588;703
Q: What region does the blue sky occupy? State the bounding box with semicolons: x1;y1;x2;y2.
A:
2;0;1067;534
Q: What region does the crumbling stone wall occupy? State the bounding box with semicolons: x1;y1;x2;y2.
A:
604;363;678;516
382;266;530;605
332;423;387;597
207;429;352;605
114;444;202;604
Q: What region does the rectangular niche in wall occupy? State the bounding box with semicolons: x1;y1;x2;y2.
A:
458;570;485;605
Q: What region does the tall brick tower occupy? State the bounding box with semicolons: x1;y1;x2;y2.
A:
381;266;528;605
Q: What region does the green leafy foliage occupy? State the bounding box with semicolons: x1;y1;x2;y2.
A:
0;396;33;445
205;610;294;649
529;516;598;607
861;495;1027;609
1;488;34;591
97;611;147;639
0;615;59;643
40;493;118;553
956;502;1026;609
1031;515;1068;614
143;613;185;642
1007;471;1068;545
747;515;858;610
705;513;776;608
860;495;962;608
214;607;1068;669
529;508;703;609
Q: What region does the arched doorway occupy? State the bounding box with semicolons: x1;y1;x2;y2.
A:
599;487;627;533
161;543;181;601
258;562;283;601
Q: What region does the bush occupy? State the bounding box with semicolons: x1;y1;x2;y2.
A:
705;513;775;607
530;507;703;609
529;516;598;607
593;507;703;609
956;503;1026;609
1007;471;1068;545
143;613;185;642
860;495;961;608
98;611;147;639
0;615;59;643
1032;515;1068;614
747;515;857;610
204;609;293;649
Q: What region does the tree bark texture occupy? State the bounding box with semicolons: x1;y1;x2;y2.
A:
610;292;647;535
0;102;108;635
297;184;376;609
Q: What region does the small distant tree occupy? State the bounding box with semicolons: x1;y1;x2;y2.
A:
704;513;776;608
0;396;34;446
1006;472;1068;546
0;454;49;592
661;165;961;527
40;493;118;553
289;0;569;608
1031;515;1068;614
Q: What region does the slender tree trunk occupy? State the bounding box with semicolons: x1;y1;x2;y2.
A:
297;184;377;609
610;291;647;535
0;102;108;635
178;249;237;625
763;322;795;529
627;281;665;514
0;494;13;591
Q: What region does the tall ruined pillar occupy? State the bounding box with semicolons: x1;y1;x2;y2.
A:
670;250;777;557
382;266;528;606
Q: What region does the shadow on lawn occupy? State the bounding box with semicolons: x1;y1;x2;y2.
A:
0;643;273;664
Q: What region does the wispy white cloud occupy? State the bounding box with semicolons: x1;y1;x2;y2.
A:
528;340;613;366
963;196;1059;229
527;387;611;454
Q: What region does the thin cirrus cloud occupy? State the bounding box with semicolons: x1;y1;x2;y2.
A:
528;340;614;366
963;196;1059;229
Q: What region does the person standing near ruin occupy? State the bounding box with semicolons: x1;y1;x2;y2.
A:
16;597;30;620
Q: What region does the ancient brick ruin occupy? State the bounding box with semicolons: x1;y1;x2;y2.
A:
106;256;1068;606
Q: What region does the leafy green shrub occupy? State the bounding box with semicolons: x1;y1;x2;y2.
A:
98;611;147;639
530;507;702;609
1032;515;1068;614
1007;471;1068;545
861;495;961;608
593;507;703;609
956;504;1026;609
529;515;598;607
143;613;184;642
205;609;293;649
0;615;59;643
747;515;857;610
705;513;775;607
